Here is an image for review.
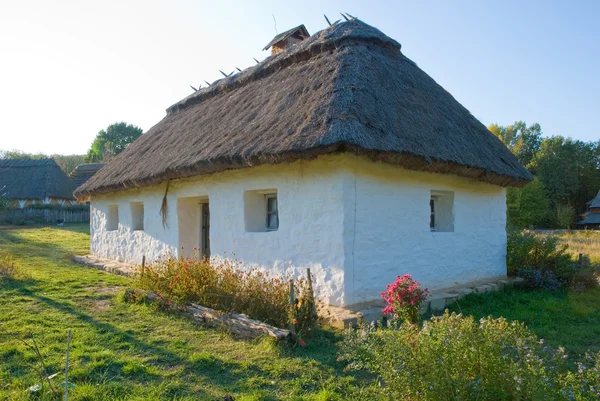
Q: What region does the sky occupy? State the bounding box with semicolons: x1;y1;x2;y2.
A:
0;0;598;155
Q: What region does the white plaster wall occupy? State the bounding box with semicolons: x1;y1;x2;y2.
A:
90;156;348;305
90;154;508;307
340;155;507;305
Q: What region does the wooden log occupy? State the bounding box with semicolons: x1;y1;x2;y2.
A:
125;288;292;341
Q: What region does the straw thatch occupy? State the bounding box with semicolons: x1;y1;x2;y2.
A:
75;20;532;200
69;163;104;189
0;159;77;200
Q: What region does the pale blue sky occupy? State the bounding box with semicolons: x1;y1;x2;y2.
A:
1;0;598;155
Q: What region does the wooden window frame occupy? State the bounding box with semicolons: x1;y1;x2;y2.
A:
265;194;279;231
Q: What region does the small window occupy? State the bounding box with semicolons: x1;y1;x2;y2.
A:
107;205;119;231
131;202;144;231
244;189;279;232
265;194;279;231
430;191;454;232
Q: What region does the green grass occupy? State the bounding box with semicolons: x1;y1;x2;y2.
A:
446;286;600;357
3;226;600;400
0;225;375;400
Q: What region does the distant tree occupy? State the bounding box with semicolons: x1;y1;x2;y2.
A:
489;121;542;168
52;154;86;175
0;150;85;175
531;136;580;206
555;203;576;229
0;150;47;160
506;177;550;228
84;122;143;163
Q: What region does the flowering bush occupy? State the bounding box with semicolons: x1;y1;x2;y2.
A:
381;274;429;324
508;230;574;288
340;311;600;400
137;256;318;332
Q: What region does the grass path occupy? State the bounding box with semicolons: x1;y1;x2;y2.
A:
0;225;373;401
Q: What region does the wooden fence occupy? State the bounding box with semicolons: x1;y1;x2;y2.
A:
0;207;90;225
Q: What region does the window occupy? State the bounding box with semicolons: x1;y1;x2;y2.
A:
244;189;279;232
107;205;119;231
265;194;279;231
430;191;454;232
131;202;144;231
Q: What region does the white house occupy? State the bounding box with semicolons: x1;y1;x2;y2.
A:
75;20;532;307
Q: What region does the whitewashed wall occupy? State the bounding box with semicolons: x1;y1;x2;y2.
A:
90;154;507;307
90;156;348;305
339;155;507;305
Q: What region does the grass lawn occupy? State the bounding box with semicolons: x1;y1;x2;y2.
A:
0;225;375;401
2;226;599;400
445;285;600;357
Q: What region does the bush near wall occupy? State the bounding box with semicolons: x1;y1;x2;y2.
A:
507;230;599;290
137;257;319;334
340;311;600;400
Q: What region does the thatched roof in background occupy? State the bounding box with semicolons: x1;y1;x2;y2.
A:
69;163;104;189
0;159;77;200
75;20;532;199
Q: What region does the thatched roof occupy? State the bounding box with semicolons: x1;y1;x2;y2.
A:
69;163;104;189
75;20;532;200
0;159;77;200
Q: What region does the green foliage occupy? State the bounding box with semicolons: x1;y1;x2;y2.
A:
0;250;20;280
0;226;376;400
341;310;600;400
507;177;550;228
489;121;542;168
507;230;575;288
84;122;142;163
491;121;600;228
51;154;86;175
137;257;318;331
556;203;576;229
0;150;85;175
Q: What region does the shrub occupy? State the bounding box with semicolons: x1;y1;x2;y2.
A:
569;267;600;292
380;274;429;324
507;230;574;287
340;311;600;400
556;204;576;229
137;257;318;333
0;251;20;280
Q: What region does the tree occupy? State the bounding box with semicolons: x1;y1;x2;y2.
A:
531;136;580;206
0;150;85;175
489;121;542;168
506;177;550;228
52;154;86;175
84;122;143;163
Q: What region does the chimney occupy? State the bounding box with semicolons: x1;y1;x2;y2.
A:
263;25;310;55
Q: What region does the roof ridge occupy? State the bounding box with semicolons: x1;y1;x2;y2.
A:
167;20;400;116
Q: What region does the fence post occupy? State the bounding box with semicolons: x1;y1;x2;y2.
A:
578;253;583;269
141;255;146;277
306;268;318;323
289;279;295;335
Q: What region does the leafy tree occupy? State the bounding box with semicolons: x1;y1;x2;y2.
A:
555;203;575;229
0;150;47;160
489;121;542;168
507;177;550;228
0;150;85;175
531;136;580;206
84;122;143;163
52;154;86;175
